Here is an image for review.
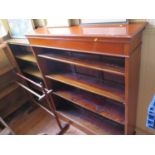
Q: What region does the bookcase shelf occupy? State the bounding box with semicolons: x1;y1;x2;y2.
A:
16;54;37;63
23;68;42;80
57;101;124;135
8;41;43;99
38;53;125;76
46;73;124;103
54;89;125;125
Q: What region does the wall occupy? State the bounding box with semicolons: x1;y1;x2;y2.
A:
131;19;155;134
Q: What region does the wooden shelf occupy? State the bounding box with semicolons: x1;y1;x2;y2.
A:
0;83;19;100
46;73;124;103
57;105;124;135
16;54;37;63
38;53;125;76
54;89;125;125
23;68;42;79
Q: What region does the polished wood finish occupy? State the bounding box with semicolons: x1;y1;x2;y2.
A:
124;45;141;134
27;23;146;38
46;73;124;103
56;101;124;135
54;89;124;125
8;42;52;111
26;22;146;135
7;41;70;134
38;53;125;76
27;23;147;57
23;68;42;79
8;22;146;134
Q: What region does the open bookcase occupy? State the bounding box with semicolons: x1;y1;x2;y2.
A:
8;40;40;77
31;46;125;134
8;39;44;101
8;23;146;134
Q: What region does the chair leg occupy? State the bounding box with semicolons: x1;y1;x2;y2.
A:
57;123;70;135
0;117;15;135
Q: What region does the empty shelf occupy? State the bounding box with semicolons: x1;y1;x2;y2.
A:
46;73;125;103
38;53;125;76
54;89;125;125
23;68;42;79
57;105;124;135
16;54;37;63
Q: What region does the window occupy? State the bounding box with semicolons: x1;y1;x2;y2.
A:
0;20;7;37
7;19;34;38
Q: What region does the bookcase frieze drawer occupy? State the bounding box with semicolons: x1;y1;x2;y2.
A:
28;37;125;56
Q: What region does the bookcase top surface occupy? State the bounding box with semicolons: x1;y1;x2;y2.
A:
26;22;147;39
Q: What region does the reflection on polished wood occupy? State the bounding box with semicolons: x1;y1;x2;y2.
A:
27;22;146;38
27;23;147;57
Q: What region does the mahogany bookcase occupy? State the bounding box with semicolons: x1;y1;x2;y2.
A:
8;22;146;135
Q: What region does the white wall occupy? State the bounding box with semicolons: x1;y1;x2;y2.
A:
131;19;155;134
